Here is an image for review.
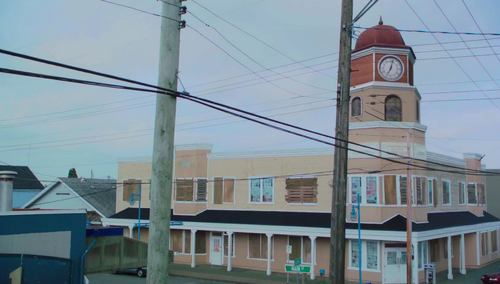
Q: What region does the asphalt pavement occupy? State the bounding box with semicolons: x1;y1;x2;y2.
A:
87;273;224;284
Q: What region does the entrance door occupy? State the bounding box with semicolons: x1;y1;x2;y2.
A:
210;235;223;265
384;248;407;284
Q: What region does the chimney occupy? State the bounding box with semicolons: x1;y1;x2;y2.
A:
0;171;17;212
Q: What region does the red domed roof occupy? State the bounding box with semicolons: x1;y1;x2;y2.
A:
354;18;409;52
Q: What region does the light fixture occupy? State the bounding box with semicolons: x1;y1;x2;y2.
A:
350;206;358;222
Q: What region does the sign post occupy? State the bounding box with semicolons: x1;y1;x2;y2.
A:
284;257;309;284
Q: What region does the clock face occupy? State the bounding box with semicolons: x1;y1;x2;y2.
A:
378;56;404;81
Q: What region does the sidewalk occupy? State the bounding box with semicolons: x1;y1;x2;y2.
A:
169;261;500;284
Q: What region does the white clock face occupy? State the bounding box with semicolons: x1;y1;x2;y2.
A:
378;56;404;81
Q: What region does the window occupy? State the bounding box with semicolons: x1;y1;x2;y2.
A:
400;176;407;205
249;178;274;203
428;179;434;206
430;239;439;262
224;234;235;257
350;240;379;271
478;183;485;205
482;232;489;256
213;177;235;204
468;183;477;204
123;179;141;201
459;182;466;205
349;176;378;205
248;234;274;259
442;181;451;205
285;177;318;204
196;179;207;202
384;175;397;205
171;230;206;254
385;95;402;122
492;231;498;253
414;177;425;205
416;99;420;122
418;241;429;269
176;179;194;202
288;236;312;263
351;97;362;117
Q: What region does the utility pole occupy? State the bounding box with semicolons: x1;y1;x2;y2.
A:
329;0;353;283
147;0;183;283
406;129;413;284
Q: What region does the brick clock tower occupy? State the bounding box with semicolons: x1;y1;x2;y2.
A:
348;18;426;161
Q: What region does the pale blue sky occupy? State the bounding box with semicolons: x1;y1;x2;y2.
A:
0;0;499;180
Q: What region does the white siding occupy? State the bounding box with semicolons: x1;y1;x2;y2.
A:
27;183;92;211
0;231;71;258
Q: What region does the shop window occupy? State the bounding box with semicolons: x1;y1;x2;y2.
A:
288;236;311;263
248;234;274;259
249;178;274;203
482;232;489;256
492;231;498;253
350;240;379;271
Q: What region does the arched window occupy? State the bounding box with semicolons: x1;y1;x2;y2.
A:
385;95;402;121
351;97;362;117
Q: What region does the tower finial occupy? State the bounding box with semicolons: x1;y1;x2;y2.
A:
379;16;383;25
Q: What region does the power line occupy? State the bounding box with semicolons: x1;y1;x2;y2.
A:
100;0;181;23
353;25;500;37
1;50;495;176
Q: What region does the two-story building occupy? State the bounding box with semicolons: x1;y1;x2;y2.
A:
103;19;500;284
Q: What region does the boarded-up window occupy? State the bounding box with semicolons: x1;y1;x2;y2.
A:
492;231;498;253
400;176;407;205
442;181;450;205
430;239;439;262
459;182;466;205
433;180;438;207
213;177;235;204
285;177;318;204
176;179;194;201
224;234;235;257
195;231;206;254
384;176;397;205
482;232;489;256
415;177;423;205
123;179;141;202
196;179;207;202
171;230;183;253
478;183;485;205
184;230;191;254
351;97;362;117
468;183;477;204
248;234;273;259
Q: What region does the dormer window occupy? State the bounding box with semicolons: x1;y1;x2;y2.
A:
385;95;402;121
351;97;362;117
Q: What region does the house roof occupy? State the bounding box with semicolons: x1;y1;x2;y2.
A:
109;208;500;232
0;165;44;190
59;178;117;218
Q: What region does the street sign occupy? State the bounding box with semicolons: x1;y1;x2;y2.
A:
170;221;183;226
294;257;301;266
286;245;292;254
285;265;310;273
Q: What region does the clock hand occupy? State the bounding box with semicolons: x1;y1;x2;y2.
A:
388;60;394;73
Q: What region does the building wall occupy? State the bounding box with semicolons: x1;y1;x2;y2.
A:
13;190;40;208
486;169;500;219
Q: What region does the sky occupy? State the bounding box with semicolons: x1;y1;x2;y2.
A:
0;0;499;181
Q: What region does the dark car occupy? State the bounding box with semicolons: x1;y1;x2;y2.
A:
112;267;147;277
482;273;500;284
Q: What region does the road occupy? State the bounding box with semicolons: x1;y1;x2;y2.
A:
87;273;223;284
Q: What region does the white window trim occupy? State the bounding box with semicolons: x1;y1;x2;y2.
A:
442;179;451;206
467;182;478;205
351;96;363;118
458;181;467;205
349;175;381;205
286;176;318;205
286;236;317;265
223;234;236;258
247;234;275;261
248;176;275;205
348;240;381;272
211;176;237;204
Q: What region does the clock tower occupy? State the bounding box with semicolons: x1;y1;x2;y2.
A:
348;18;426;160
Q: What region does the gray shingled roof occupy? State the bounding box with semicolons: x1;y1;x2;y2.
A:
0;165;44;190
59;178;116;217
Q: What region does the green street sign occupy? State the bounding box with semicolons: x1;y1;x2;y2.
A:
285;265;310;273
294;257;301;266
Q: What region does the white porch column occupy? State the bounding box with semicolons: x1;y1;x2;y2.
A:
227;232;233;272
266;233;273;276
128;226;134;238
460;234;466;274
476;231;481;266
412;240;419;284
447;236;453;280
309;236;316;280
191;229;197;268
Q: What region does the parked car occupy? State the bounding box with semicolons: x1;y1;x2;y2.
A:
112;267;147;277
482;273;500;284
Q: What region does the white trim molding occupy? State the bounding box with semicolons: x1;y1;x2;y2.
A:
349;121;427;132
427;152;467;168
175;144;213;151
463;153;483;161
208;148;334;160
352;46;416;64
349;81;422;100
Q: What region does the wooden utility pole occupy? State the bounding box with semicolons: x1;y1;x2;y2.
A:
406;129;413;284
147;0;181;283
329;0;353;283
